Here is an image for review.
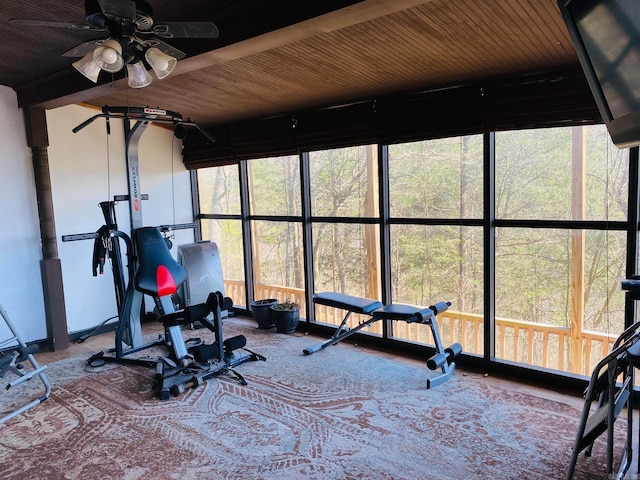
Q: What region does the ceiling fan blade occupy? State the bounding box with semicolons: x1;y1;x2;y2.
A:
9;18;103;31
152;22;220;39
97;0;137;23
62;39;108;57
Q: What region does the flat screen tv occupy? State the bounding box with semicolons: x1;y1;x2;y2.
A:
558;0;640;148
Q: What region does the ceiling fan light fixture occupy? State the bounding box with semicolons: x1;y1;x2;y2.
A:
144;47;177;79
93;39;124;73
126;61;153;88
72;52;101;83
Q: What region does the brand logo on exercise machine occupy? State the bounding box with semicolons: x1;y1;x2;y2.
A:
143;108;166;116
131;165;140;211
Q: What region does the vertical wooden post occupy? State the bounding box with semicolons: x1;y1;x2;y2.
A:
23;107;69;351
570;126;586;373
245;161;261;294
459;136;470;311
364;145;380;299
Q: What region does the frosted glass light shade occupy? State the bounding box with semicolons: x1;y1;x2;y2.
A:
145;47;177;79
72;52;101;83
93;39;124;73
126;61;153;88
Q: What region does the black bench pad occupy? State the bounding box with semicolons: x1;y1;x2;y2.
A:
371;304;432;321
622;279;640;292
313;292;383;315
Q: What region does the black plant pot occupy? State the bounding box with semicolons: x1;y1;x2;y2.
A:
271;306;300;334
250;299;278;329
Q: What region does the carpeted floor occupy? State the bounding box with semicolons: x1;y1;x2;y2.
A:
0;318;629;479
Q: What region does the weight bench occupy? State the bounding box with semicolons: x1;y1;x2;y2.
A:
306;292;462;388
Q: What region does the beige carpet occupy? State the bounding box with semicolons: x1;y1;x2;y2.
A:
0;318;628;480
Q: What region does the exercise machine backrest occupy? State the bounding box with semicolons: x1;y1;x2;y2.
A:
134;227;186;300
134;226;192;364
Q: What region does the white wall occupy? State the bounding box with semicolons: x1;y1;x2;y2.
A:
0;92;195;343
47;104;195;334
0;86;47;342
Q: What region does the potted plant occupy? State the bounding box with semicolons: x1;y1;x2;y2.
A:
249;298;278;329
270;300;300;334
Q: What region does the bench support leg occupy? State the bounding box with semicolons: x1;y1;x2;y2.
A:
303;312;378;355
424;319;458;389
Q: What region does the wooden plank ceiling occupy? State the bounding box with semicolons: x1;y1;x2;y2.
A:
0;0;580;129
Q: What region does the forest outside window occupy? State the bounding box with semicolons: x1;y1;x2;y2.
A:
195;124;631;378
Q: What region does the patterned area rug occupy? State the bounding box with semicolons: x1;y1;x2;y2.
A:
0;318;628;480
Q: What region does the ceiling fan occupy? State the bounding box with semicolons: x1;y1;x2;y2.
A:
10;0;219;88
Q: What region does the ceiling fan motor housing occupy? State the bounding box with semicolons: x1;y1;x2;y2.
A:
84;0;154;30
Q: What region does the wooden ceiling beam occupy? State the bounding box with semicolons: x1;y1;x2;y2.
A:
13;0;373;109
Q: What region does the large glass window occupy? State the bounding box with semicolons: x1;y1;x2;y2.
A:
198;164;240;215
495;125;628;375
585;126;628;221
199;218;246;307
389;224;484;355
247;156;305;312
313;222;381;298
251;220;305;312
310;145;378;217
496;126;628;221
495;228;626;375
312;222;382;335
388;135;484;355
309;146;381;333
195;123;632;381
247;155;301;216
197;164;245;307
388;136;483;218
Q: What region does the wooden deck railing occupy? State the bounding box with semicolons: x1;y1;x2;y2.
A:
224;280;618;376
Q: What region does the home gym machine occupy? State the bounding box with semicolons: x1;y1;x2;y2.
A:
88;226;264;399
64;106;211;354
0;303;51;424
63;199;194;348
68;106;264;398
566;278;640;479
